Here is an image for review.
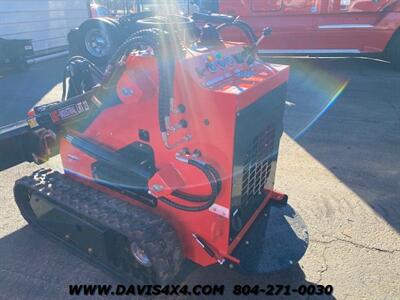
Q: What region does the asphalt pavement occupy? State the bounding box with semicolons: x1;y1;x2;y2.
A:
0;56;399;299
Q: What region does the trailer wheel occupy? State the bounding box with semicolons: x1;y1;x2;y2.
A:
387;30;400;70
78;19;120;65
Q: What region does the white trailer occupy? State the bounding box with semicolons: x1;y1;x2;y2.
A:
0;0;89;55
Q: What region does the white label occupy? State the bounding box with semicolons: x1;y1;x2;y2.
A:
209;204;230;219
58;105;77;119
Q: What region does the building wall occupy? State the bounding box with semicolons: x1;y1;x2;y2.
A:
0;0;88;54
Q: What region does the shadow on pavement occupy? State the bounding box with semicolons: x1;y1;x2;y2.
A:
269;56;400;232
0;57;66;127
0;226;115;299
183;264;336;300
0;226;336;299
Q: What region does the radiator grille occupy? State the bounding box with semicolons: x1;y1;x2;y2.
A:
229;84;286;243
240;126;275;206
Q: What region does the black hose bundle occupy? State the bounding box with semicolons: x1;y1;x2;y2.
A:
107;29;177;133
191;12;258;44
61;56;104;101
216;20;257;44
105;29;222;212
159;158;222;212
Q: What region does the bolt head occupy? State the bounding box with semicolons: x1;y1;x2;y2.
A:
121;87;134;96
152;184;164;192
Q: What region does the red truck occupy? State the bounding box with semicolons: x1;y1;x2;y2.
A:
217;0;400;67
70;0;400;68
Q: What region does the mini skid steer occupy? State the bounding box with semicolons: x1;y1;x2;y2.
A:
0;13;308;283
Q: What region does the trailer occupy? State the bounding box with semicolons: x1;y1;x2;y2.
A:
69;0;400;68
0;0;88;56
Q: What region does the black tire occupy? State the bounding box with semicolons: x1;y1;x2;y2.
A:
386;30;400;70
107;29;165;66
108;28;184;66
129;216;184;283
78;19;121;65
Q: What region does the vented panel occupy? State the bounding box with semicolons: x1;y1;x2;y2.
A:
240;126;275;207
229;84;286;243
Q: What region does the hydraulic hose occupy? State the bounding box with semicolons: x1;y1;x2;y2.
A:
98;30;222;211
216;20;258;44
159;158;222;212
157;55;175;133
106;29;175;133
61;56;104;101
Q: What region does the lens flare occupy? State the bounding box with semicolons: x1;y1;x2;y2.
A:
281;58;349;141
292;80;348;140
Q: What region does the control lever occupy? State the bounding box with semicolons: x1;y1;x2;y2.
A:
255;27;272;48
244;27;272;65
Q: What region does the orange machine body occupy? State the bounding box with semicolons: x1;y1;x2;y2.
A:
60;41;289;267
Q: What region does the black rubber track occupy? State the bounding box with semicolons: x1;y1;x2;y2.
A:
13;169;184;284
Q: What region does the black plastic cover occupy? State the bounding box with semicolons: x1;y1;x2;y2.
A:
0;120;36;171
